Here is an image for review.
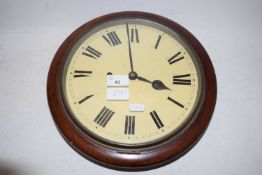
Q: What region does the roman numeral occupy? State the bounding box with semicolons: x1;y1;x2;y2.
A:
150;111;164;129
94;106;115;127
73;70;92;78
130;28;139;43
78;94;93;104
124;116;135;135
154;35;162;49
168;52;184;64
82;46;101;59
173;74;191;85
102;31;121;46
167;97;184;108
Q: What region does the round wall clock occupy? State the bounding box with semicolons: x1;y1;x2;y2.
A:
47;11;216;171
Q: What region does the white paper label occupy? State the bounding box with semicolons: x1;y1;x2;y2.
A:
107;88;129;100
129;104;145;112
107;75;129;87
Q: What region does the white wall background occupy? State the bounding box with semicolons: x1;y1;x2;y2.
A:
0;0;262;174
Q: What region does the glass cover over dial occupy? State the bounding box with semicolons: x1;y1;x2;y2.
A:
62;19;203;146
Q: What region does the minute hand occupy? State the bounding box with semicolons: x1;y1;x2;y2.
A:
126;23;134;72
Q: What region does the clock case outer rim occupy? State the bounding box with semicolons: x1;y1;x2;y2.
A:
47;11;217;171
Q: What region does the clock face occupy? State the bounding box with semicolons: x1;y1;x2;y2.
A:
61;19;203;146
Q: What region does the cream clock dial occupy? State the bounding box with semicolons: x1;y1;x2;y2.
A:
47;11;216;171
63;20;201;145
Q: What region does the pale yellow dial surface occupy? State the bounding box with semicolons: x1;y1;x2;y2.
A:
62;19;202;146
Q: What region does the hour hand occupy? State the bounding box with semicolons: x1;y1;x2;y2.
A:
137;76;152;84
152;80;171;90
137;75;171;90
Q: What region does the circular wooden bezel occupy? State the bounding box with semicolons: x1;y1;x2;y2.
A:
47;11;216;171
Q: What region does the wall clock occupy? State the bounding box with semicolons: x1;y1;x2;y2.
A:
47;11;216;171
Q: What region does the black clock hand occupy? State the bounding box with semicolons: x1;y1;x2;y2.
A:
125;23;169;90
126;23;134;73
152;80;171;90
137;76;152;84
137;76;171;90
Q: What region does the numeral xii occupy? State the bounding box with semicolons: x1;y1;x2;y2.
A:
130;27;139;43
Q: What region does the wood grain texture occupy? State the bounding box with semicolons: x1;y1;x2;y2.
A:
47;11;217;171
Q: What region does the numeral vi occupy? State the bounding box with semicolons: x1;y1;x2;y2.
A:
124;116;135;135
